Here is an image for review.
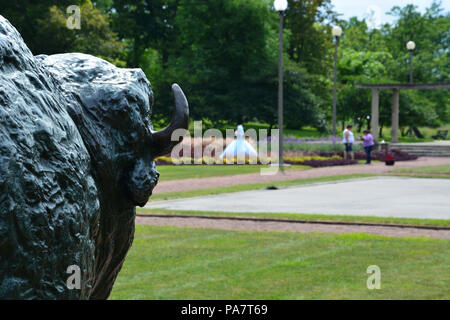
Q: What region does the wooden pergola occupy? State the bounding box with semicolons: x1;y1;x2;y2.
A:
357;83;450;143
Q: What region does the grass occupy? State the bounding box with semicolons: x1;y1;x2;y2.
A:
392;164;450;174
148;174;376;201
137;208;450;228
416;124;450;141
156;164;309;181
377;124;450;142
109;225;450;299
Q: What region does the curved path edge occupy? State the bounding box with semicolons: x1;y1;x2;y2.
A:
136;215;450;239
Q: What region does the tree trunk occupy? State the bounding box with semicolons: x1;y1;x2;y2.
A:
401;127;407;137
357;121;362;133
162;48;169;70
132;38;141;68
413;127;424;139
268;123;273;137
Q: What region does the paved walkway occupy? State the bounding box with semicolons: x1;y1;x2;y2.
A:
153;157;450;194
146;177;450;220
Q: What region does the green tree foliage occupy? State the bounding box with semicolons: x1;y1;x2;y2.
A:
285;0;337;76
0;0;124;64
106;0;330;131
111;0;179;67
0;0;447;133
283;0;339;131
387;1;449;83
386;1;450;126
155;0;325;130
37;1;125;64
170;0;276;125
0;0;75;54
335;1;449;136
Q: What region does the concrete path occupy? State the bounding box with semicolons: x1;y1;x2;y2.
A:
153;157;450;194
146;177;450;220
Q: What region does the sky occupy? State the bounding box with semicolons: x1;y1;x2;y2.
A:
330;0;450;27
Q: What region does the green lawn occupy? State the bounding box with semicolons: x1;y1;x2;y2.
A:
157;164;309;181
417;125;450;141
371;125;450;142
110;225;450;299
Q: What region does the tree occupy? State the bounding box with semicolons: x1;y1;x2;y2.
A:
145;0;326;131
282;0;340;133
0;0;75;54
0;0;124;64
336;21;395;132
169;0;277;125
111;0;179;67
386;1;449;128
284;0;338;76
335;1;449;138
36;1;125;64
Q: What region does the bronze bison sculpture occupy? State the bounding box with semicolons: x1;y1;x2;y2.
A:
0;15;188;299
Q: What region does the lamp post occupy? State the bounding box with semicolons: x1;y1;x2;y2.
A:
406;41;415;83
274;0;287;169
332;26;342;139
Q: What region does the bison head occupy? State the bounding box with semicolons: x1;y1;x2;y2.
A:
39;53;189;209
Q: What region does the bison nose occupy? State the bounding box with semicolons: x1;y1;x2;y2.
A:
127;160;160;207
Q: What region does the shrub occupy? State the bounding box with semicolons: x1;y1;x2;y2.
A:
316;149;418;161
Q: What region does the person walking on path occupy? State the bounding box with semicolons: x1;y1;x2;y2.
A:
342;125;355;160
362;130;375;164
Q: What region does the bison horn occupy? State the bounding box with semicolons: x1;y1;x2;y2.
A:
152;83;189;157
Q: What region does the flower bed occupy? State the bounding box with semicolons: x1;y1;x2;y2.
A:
155;148;416;167
298;159;358;167
154;155;355;167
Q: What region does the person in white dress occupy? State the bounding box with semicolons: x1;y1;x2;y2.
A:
342;124;355;160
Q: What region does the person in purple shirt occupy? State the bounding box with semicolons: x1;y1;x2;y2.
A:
362;130;375;164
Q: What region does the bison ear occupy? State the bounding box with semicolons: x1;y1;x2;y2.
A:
151;84;189;158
